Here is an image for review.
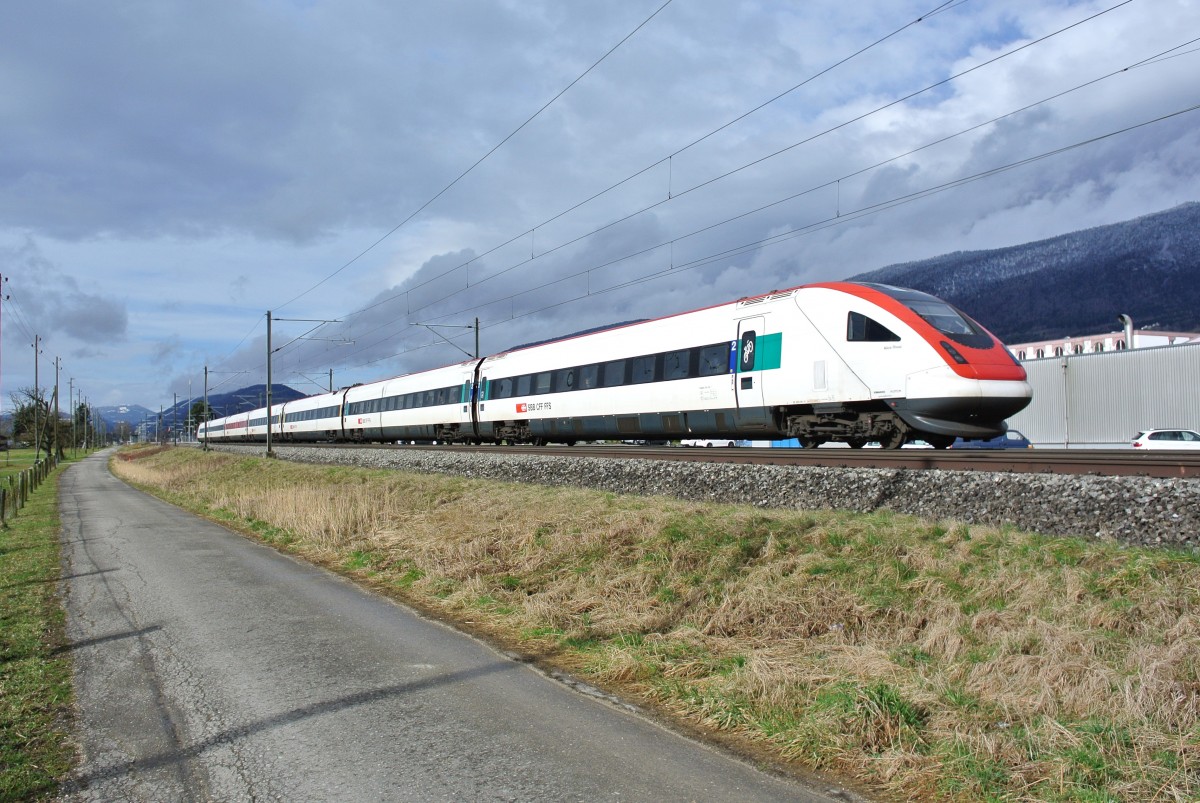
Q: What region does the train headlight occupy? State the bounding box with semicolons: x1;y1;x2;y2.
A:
940;340;968;365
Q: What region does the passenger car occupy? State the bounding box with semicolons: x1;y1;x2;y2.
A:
950;430;1033;449
1130;429;1200;450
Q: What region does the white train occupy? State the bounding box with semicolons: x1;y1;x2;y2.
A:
198;282;1032;450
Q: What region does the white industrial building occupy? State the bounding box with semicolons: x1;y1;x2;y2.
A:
1006;333;1200;448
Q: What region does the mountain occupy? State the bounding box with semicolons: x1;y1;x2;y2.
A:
94;404;157;427
197;384;306;421
104;385;305;435
849;203;1200;344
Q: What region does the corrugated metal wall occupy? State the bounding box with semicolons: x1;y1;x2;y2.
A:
1006;342;1200;447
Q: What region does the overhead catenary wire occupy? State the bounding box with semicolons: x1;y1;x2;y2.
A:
336;100;1200;371
334;0;972;325
222;0;987;383
271;0;677;315
259;1;976;376
228;2;1162;391
316;0;1132;347
280;6;1171;373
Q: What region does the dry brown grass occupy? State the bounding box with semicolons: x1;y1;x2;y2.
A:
112;447;1200;802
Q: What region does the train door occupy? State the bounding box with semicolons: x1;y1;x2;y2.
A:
737;316;765;410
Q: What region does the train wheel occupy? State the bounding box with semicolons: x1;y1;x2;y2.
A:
797;436;820;449
880;429;906;450
847;438;868;449
926;434;955;450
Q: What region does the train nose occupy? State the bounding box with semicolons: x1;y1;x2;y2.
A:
900;369;1032;435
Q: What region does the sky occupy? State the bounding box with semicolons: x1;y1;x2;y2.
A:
2;0;1197;414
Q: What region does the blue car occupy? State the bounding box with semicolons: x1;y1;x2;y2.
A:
950;430;1032;449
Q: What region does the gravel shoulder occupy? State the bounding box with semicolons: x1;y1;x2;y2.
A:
221;444;1200;550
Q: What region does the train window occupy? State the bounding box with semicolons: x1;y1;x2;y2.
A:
494;377;514;399
579;364;599;389
631;355;656;384
699;344;728;377
602;360;626;387
423;390;436;407
664;349;690;380
516;375;532;396
847;311;900;342
905;300;976;336
534;372;552;394
556;368;576;392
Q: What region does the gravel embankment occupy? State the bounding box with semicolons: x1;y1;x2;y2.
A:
211;445;1200;550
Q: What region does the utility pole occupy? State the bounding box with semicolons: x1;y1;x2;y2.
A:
203;366;209;451
329;368;333;393
173;392;178;445
266;310;273;457
32;334;40;461
53;357;61;459
0;274;7;447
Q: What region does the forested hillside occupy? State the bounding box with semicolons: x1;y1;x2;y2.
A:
851;203;1200;343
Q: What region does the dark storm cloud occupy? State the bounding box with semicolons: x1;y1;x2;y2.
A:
2;1;1197;407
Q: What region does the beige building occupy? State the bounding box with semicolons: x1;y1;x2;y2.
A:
1008;325;1199;361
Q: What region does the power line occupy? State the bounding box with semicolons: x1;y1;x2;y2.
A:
224;1;1159;386
220;1;977;380
337;0;970;324
273;0;677;313
297;1;1153;369
326;0;1130;341
340;100;1200;370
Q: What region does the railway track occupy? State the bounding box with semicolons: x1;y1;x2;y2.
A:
256;442;1200;479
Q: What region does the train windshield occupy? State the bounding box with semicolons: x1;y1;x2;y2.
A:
855;283;993;348
905;300;977;336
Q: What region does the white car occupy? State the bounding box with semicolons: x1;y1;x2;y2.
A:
1131;429;1200;450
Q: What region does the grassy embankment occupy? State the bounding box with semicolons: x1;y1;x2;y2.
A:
0;450;76;801
112;446;1199;802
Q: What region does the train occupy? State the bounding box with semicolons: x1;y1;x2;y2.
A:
198;281;1032;450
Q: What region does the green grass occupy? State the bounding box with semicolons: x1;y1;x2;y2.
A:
0;465;75;801
111;447;1200;802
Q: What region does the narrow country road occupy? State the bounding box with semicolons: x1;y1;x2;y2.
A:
57;451;851;802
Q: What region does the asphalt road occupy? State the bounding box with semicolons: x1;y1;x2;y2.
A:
57;451;851;802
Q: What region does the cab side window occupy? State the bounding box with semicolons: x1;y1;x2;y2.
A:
847;311;900;342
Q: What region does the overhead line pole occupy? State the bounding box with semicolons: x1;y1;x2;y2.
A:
266;312;344;458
